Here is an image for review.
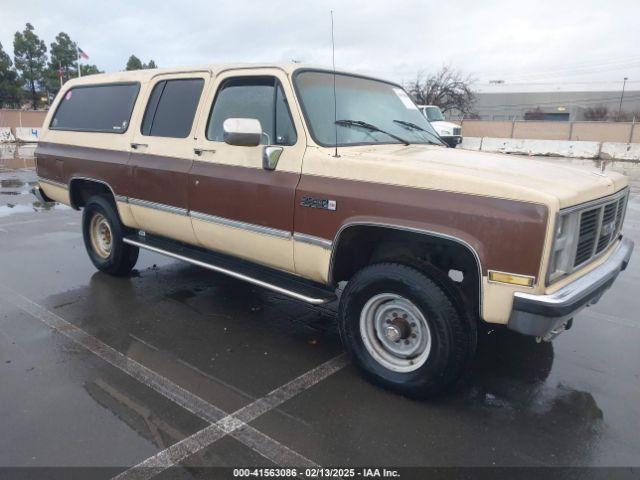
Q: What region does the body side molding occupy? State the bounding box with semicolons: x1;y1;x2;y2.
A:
190;210;292;239
293;232;333;249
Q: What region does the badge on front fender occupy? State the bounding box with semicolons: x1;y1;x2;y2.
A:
300;195;337;211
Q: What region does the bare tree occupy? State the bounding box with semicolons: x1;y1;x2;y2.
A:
610;110;633;122
583;105;609;121
405;66;476;116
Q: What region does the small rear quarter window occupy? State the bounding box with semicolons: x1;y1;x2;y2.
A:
50;83;140;133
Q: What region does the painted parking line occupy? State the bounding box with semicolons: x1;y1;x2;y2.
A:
116;355;347;480
0;284;347;478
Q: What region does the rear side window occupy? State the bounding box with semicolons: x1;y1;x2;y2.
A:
141;78;204;138
50;83;139;133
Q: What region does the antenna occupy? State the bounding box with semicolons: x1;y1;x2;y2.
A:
331;10;339;157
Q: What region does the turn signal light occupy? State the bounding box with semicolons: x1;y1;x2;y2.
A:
488;270;535;287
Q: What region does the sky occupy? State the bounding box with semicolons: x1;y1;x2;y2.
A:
2;0;640;92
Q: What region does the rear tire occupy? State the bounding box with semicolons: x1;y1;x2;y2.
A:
82;195;138;276
338;262;476;399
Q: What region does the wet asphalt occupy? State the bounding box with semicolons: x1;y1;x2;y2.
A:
0;144;639;476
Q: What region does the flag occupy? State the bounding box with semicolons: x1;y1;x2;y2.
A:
78;47;89;60
57;68;64;79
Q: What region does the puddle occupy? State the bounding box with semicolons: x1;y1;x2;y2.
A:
0;178;37;196
0;202;70;218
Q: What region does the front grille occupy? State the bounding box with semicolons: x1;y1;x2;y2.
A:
453;127;462;136
574;208;598;266
573;191;628;268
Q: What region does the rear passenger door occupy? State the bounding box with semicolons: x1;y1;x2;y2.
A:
128;72;209;244
189;70;304;273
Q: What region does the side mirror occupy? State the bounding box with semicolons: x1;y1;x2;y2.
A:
223;118;262;147
263;146;283;171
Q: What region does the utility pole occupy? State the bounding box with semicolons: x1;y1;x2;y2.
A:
618;77;628;118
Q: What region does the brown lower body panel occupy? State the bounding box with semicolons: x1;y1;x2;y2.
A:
35;142;548;278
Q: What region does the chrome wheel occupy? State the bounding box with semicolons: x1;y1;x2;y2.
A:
89;212;113;259
360;293;431;372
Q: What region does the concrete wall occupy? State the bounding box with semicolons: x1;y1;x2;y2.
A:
461;119;637;143
570;122;633;142
460;120;513;138
0;109;47;135
461;136;640;161
512;121;571;140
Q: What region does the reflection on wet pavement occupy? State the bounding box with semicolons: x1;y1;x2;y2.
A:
0;149;70;218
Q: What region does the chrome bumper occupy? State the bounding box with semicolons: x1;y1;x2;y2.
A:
508;237;634;337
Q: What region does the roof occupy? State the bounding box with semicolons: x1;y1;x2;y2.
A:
63;63;395;87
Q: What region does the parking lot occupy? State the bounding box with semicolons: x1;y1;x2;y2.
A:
1;145;639;478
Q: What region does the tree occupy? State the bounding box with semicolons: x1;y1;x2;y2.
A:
610;110;632;122
405;65;475;116
13;23;47;109
80;64;102;76
49;33;78;77
0;41;23;108
126;55;157;70
583;105;609;121
125;55;143;71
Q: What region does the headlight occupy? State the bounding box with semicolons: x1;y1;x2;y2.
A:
547;211;580;282
441;130;451;135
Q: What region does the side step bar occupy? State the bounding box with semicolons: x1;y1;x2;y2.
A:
123;234;336;305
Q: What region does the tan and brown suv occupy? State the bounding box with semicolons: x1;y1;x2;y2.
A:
33;64;634;398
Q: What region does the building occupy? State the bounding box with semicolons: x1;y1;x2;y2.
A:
465;81;640;121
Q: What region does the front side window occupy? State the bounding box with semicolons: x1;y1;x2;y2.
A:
206;76;297;145
141;78;204;138
295;71;443;147
50;83;139;133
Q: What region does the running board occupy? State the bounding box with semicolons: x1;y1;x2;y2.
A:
123;234;336;305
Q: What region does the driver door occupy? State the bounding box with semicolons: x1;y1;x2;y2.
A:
188;69;305;272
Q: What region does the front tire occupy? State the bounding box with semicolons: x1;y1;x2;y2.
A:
82;195;139;276
338;263;476;399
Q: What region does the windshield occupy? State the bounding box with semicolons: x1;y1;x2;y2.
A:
295;71;443;147
424;106;445;122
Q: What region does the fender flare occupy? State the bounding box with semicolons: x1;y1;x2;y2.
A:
328;221;484;315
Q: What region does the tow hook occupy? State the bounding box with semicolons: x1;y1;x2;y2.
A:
536;318;573;343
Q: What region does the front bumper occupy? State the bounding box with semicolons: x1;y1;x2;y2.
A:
441;136;462;148
508;237;634;337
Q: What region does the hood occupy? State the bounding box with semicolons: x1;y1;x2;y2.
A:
332;144;627;209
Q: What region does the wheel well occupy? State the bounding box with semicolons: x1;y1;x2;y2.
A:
69;179;115;210
330;225;481;318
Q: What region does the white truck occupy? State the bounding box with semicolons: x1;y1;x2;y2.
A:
419;105;462;147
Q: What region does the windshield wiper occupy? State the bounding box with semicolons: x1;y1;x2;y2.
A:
393;119;447;147
335;119;410;146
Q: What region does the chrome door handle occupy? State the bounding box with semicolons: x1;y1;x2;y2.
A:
194;148;216;156
131;143;148;149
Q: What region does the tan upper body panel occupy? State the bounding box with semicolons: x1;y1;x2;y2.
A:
300;143;627;211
